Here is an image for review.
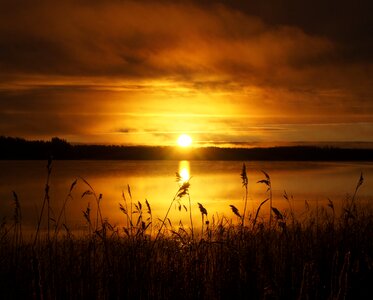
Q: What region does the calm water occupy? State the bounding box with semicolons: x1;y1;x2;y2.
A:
1;160;372;232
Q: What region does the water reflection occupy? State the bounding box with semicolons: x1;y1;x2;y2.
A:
1;160;372;234
178;160;190;183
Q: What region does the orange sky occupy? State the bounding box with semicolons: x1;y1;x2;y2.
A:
0;0;372;147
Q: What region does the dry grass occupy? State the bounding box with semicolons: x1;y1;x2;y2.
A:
0;161;372;299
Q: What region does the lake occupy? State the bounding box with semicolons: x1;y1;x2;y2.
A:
1;160;372;234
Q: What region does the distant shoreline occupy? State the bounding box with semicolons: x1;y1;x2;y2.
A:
1;136;373;161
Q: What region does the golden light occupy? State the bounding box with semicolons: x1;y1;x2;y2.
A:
178;161;190;183
177;134;192;147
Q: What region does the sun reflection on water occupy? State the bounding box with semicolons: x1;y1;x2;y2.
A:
178;160;190;183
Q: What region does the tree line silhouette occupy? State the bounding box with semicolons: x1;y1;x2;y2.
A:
1;136;372;161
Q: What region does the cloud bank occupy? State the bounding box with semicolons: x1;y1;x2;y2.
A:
0;0;371;144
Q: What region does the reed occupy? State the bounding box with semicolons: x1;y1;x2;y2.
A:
241;163;248;229
0;162;372;299
153;175;191;245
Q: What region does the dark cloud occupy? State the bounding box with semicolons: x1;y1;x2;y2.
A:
0;0;361;85
0;112;95;136
203;0;373;58
117;128;137;134
0;1;370;98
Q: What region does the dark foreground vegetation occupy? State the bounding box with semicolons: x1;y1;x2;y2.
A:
0;162;372;299
1;136;373;161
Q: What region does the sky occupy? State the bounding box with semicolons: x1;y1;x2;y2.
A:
0;0;372;147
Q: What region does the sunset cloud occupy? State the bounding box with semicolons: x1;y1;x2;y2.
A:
0;1;340;84
0;0;372;145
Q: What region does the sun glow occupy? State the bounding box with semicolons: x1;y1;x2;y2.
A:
178;160;190;183
177;134;192;147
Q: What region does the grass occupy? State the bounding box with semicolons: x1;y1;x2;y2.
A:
0;161;372;299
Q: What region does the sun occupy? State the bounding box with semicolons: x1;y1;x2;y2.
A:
177;134;192;147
